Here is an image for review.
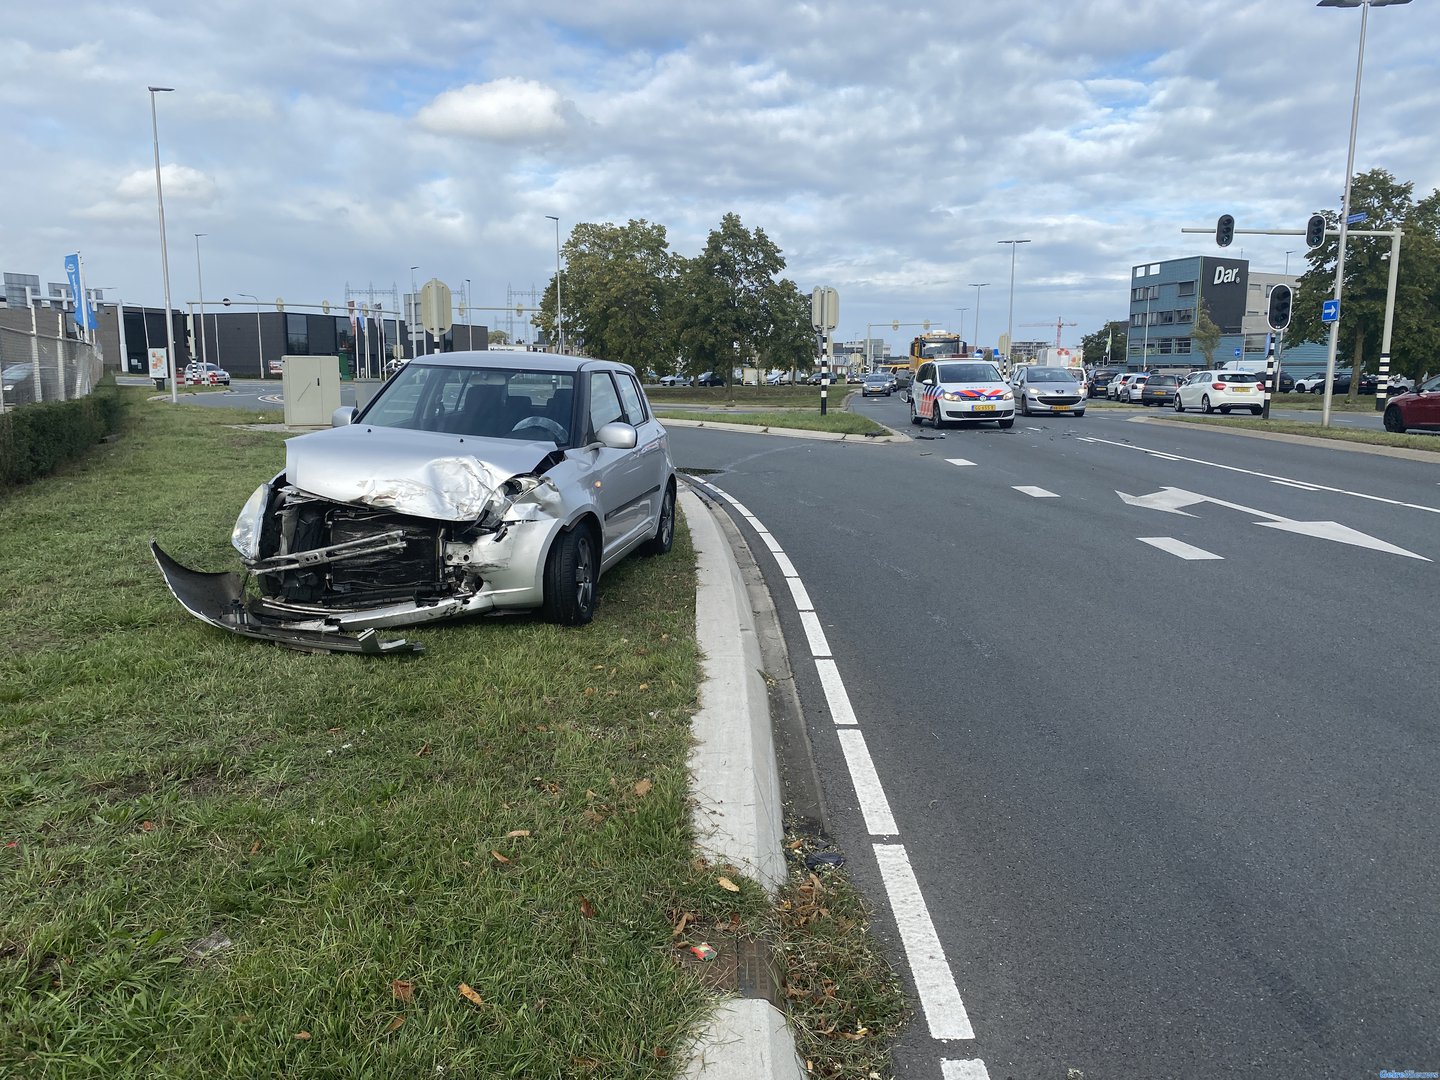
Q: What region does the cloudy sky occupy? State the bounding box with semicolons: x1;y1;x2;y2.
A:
4;0;1437;356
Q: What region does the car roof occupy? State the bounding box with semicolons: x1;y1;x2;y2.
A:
401;350;636;376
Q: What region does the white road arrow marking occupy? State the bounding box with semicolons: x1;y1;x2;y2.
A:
1118;487;1431;561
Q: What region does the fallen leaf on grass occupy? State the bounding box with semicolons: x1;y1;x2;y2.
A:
491;850;511;864
293;1031;311;1041
505;829;531;838
384;1015;405;1034
458;983;484;1007
248;840;261;855
416;744;432;758
140;821;155;832
716;876;741;893
671;912;692;938
633;778;653;798
579;896;596;918
391;980;414;1002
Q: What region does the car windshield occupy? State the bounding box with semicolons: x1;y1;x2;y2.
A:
937;362;1001;383
360;362;578;446
1028;368;1077;383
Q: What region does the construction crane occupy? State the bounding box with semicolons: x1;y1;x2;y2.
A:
1021;316;1078;347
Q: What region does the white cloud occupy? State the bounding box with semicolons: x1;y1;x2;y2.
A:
416;78;573;142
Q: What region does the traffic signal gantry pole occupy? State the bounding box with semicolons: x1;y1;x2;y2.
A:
1180;222;1403;427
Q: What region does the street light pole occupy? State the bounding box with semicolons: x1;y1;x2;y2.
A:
955;307;969;343
1316;0;1411;428
193;233;208;369
1284;250;1295;276
409;265;419;358
465;277;473;348
545;215;563;354
238;293;263;378
998;239;1030;373
148;85;178;403
969;283;989;356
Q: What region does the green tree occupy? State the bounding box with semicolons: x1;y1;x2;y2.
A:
1081;320;1128;367
1290;169;1440;400
488;329;510;346
1190;300;1221;368
537;219;677;369
672;213;793;380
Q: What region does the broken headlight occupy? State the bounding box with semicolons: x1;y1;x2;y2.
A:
231;483;271;561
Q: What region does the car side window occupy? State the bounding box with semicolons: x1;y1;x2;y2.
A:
615;373;648;424
588;371;625;437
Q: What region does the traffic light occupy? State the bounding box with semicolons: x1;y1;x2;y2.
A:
1215;214;1235;247
1267;284;1293;332
1305;213;1326;248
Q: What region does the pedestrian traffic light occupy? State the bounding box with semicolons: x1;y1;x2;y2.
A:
1305;213;1326;249
1267;284;1293;332
1215;214;1235;247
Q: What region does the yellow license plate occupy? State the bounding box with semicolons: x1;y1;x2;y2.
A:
1051;405;1069;411
1234;386;1250;392
973;403;996;412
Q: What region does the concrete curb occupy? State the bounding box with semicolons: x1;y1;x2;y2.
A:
679;487;804;1080
661;416;909;443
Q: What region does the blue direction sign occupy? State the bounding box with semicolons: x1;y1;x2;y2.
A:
1346;211;1368;225
1234;347;1242;357
1322;299;1340;323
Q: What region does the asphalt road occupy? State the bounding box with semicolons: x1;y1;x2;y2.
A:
669;398;1440;1079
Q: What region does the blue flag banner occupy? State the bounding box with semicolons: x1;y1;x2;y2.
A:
64;254;96;331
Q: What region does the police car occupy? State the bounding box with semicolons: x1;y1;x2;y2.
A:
908;357;1015;429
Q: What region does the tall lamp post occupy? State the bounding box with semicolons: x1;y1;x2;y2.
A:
148;85;178;403
1316;0;1411;428
998;239;1031;372
969;283;989;356
238;293;264;378
955;307;969;343
409;265;419;358
465;277;473;348
545;215;564;354
193;233;209;369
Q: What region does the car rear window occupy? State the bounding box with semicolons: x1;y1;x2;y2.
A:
1219;372;1263;382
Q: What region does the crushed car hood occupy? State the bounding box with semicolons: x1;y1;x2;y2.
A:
284;425;560;521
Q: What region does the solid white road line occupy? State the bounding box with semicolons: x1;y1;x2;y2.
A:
814;659;858;725
942;1061;992;1080
1271;479;1320;491
773;551;799;577
837;731;898;835
946;458;977;467
799;611;831;658
1013;486;1060;498
1137;536;1224;560
874;844;975;1041
756;531;785;554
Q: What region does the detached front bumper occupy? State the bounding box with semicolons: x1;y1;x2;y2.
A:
150;541;423;655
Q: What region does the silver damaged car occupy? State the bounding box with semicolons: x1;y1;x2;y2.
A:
152;352;677;654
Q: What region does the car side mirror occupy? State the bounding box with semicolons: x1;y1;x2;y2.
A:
596;421;638;449
331;406;358;427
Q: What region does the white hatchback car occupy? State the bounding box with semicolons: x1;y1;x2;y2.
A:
909;358;1015;429
1174;369;1267;415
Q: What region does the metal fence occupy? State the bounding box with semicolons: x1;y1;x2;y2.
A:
0;323;103;413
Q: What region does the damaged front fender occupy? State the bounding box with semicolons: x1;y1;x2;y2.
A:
150;541;423;655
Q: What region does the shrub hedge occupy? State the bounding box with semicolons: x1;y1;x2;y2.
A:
0;381;124;489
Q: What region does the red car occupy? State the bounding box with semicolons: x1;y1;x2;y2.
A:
1382;375;1440;433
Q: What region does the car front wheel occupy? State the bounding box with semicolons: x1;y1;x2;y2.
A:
1174;395;1185;412
1383;406;1407;434
931;403;944;429
542;524;597;626
910;400;921;425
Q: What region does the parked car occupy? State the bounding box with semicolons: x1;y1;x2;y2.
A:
695;371;725;387
1012;366;1086;416
1382;373;1440;433
1139;373;1180;407
908;358;1015;429
1174;369;1267;415
765;371;792;385
1109;373;1139;401
1124;374;1150;402
1293;371;1330;394
658;373;691;386
1089;368;1124;398
151;352;677;653
1275;369;1295;394
1387;375;1416;395
861;373;893;397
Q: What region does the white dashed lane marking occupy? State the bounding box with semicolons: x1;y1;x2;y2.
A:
946;458;977;467
1137;536;1224;560
1013;485;1060;498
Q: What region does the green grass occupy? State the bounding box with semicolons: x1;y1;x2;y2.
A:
0;391;781;1078
1266;392;1387;412
1154;411;1440;452
646;385;857;409
655;410;889;436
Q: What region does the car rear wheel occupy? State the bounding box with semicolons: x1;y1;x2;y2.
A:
640;484;675;557
542;524;597;626
1251;407;1262;416
1383;406;1407;433
1202;395;1214;414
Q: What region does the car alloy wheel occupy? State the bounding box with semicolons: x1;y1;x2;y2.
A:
931;402;944;429
1174;395;1185;412
542;524;597;626
1383;406;1406;434
910;400;922;425
1202;394;1214;414
641;485;675;557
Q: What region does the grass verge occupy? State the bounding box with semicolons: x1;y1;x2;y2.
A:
647;385;856;409
1152;411;1440;453
656;410;889;436
0;392;784;1078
